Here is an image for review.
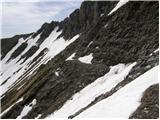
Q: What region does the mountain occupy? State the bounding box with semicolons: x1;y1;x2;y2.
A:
0;1;159;119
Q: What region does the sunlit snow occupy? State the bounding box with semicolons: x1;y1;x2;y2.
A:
17;99;37;119
108;0;129;15
46;62;136;118
0;27;80;96
78;53;93;64
66;53;76;61
77;66;158;118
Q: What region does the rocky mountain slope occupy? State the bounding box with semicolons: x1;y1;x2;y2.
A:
0;1;159;119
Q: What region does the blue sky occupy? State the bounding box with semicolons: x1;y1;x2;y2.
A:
0;0;83;38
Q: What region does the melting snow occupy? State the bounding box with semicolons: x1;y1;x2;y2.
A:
78;53;93;64
41;30;79;63
2;38;25;64
0;27;80;96
0;34;41;96
66;53;76;61
108;0;129;15
17;99;37;119
77;66;158;118
46;62;136;118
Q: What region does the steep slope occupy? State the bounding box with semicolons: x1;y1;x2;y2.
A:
1;33;33;60
47;62;137;118
0;1;159;119
75;66;158;118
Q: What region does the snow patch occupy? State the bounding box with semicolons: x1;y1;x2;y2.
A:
77;66;158;118
17;99;37;119
78;53;93;64
2;37;25;64
108;0;129;15
66;53;76;61
46;62;136;118
0;34;41;96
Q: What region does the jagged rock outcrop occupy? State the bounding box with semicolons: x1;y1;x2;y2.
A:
58;1;117;39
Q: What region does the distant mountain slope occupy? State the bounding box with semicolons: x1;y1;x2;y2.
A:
0;1;159;119
1;33;33;60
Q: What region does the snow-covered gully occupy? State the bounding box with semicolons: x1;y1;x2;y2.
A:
75;66;158;118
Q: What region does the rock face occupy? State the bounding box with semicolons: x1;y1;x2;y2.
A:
1;33;32;60
130;84;159;119
0;1;159;119
58;1;117;39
